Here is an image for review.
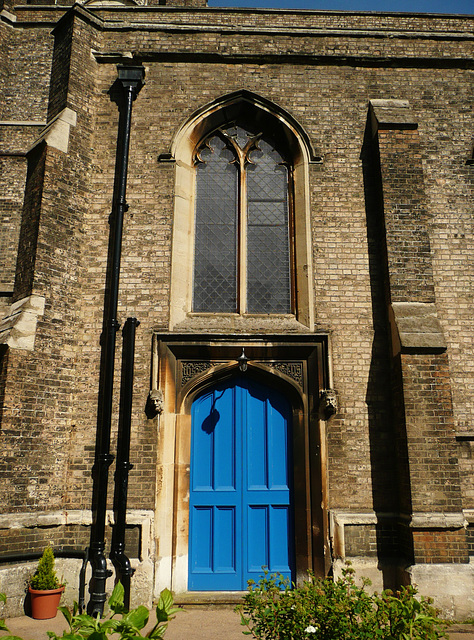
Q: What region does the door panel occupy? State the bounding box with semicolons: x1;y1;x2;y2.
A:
189;375;294;590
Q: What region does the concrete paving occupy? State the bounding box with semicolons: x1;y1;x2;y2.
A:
3;606;244;640
3;607;474;640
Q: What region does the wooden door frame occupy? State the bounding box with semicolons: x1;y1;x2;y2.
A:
151;333;330;593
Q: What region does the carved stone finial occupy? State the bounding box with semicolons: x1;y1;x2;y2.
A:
319;389;337;420
146;389;164;418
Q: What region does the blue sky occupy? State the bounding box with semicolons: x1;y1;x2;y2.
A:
208;0;473;15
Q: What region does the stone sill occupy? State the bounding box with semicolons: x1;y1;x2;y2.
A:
455;432;474;441
174;592;246;607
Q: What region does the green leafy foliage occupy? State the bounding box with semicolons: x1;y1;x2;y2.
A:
0;592;24;640
235;564;447;640
46;582;181;640
29;547;63;591
0;585;179;640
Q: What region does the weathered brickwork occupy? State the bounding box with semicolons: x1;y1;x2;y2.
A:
0;22;53;122
0;525;140;559
342;521;401;560
467;526;474;557
0;17;52;307
412;529;469;564
0;20;49;307
0;129;42;302
13;143;47;302
0;154;27;295
399;352;463;513
377;128;435;303
0;0;473;616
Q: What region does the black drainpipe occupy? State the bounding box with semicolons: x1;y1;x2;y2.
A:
110;316;140;610
88;64;145;617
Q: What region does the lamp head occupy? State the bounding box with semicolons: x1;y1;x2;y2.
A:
237;349;248;373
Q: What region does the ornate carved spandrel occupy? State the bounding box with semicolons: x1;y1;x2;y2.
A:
267;362;303;386
181;361;213;386
180;359;304;388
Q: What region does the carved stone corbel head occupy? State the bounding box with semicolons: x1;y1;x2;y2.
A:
319;389;337;420
146;389;164;419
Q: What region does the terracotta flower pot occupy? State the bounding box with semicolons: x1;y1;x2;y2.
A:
29;585;65;620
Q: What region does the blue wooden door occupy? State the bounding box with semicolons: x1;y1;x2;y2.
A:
189;375;294;590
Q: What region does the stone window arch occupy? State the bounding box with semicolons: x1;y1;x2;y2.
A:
168;90;318;330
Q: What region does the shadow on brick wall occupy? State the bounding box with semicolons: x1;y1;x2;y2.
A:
361;114;415;588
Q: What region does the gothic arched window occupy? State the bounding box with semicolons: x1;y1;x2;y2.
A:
193;125;292;314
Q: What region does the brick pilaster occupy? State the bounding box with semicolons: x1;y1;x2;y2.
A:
369;99;467;565
0;9;98;512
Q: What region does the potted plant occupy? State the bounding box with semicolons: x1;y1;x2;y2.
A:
28;547;65;620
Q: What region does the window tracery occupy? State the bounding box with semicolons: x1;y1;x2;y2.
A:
193;125;292;314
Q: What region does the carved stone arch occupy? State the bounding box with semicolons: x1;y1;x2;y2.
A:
170;89;321;166
168;90;317;330
179;360;305;416
180;362;242;413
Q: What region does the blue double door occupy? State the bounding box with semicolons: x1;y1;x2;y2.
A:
189;375;295;590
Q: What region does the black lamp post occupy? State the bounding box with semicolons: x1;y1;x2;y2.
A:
88;64;145;617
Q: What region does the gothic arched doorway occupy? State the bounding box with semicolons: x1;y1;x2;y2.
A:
188;374;294;590
151;334;330;596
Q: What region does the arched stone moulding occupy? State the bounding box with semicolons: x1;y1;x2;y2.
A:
168;90;320;331
151;333;331;596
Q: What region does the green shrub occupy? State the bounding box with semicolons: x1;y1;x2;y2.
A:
235;565;447;640
29;547;63;591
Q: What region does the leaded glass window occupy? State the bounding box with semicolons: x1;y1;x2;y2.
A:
193;125;292;314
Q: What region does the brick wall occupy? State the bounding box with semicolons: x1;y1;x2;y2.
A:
3;6;470;517
0;22;53;122
400;352;463;513
0;3;473;600
0;154;27;296
412;529;469;564
0;14;52;303
467;526;474;557
377;128;435;303
0;524;140;559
